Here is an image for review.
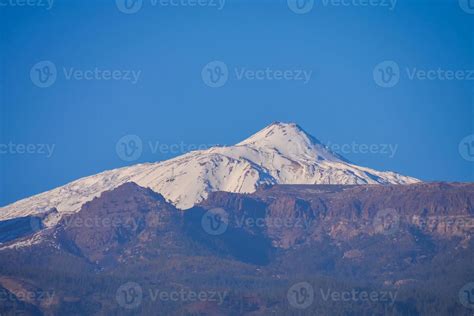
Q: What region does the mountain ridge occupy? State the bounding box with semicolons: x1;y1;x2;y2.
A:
0;122;420;225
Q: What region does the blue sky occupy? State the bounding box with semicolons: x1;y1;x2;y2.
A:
0;0;473;206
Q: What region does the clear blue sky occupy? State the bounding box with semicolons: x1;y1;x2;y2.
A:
1;0;473;206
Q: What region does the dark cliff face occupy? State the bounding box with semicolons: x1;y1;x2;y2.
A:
54;182;274;266
2;182;473;262
198;183;474;297
56;182;186;265
254;182;474;218
0;182;473;315
202;182;474;247
55;181;472;263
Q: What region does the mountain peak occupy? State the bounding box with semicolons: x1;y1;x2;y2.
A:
262;121;303;132
238;121;310;146
237;122;340;162
268;121;301;128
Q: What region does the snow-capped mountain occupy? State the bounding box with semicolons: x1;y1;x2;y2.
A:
0;122;419;225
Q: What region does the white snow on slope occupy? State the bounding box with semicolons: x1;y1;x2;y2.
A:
0;122;420;225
